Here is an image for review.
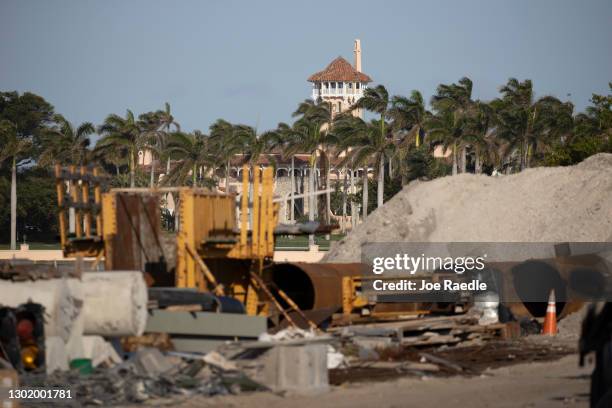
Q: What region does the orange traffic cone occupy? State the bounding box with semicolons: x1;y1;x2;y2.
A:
542;289;557;335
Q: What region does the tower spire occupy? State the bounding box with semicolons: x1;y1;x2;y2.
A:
353;39;362;72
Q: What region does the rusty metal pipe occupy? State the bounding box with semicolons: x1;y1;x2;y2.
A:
271;263;363;311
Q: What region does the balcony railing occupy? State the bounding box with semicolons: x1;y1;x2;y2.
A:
312;88;364;99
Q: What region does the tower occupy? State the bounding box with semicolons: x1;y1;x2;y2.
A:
307;39;372;118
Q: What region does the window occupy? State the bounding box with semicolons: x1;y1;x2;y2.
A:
356;83;360;89
338;82;343;89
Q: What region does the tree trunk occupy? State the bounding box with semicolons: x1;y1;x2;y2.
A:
461;146;467;173
225;160;230;190
130;149;136;188
308;160;316;247
10;157;17;250
452;143;458;176
475;152;482;174
149;154;155;187
290;156;295;223
520;140;527;171
174;196;180;232
342;167;347;233
526;144;532;169
325;160;331;225
349;168;356;224
400;150;408;186
377;156;384;208
193;163;197;186
362;167;368;221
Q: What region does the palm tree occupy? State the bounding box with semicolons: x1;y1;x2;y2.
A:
39;114;95;166
289;100;335;225
261;123;295;220
335;116;394;217
161;130;213;230
495;78;571;170
426;108;463;175
284;119;320;232
138;103;180;187
388;90;430;184
431;77;475;173
573;83;612;147
234;124;270;167
159;103;181;154
463;101;495;174
96;110;143;187
389;90;428;146
0;120;32;250
352;85;391;207
164;131;214;187
209;119;243;188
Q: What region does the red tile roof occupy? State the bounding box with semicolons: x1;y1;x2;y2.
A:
308;57;372;83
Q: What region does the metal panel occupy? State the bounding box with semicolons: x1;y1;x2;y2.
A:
145;310;266;338
168;338;231;353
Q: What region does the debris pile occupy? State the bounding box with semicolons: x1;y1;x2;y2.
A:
19;347;268;406
333;313;519;352
329;338;576;385
326;154;612;263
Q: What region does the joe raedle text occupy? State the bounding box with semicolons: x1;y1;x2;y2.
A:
372;279;488;292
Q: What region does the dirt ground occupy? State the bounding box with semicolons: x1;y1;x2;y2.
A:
163;352;591;408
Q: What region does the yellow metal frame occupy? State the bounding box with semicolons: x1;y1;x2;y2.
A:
175;165;279;315
341;276;431;318
55;164;105;258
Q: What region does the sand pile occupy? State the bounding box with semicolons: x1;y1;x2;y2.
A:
325;154;612;263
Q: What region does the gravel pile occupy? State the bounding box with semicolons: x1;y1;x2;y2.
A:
325;154;612;263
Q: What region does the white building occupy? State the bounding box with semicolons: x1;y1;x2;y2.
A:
307;39;372;118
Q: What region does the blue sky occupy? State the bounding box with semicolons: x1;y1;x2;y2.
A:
1;0;611;133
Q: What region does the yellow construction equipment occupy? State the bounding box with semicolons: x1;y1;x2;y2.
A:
174;166;280;315
55;164;283;317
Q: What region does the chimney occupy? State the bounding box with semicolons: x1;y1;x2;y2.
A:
353;39;362;72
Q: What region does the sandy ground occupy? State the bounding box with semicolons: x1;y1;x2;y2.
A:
158;353;592;408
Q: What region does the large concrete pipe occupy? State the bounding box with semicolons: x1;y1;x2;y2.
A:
0;278;81;342
81;271;148;336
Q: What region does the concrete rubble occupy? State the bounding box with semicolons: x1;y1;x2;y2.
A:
19;346;269;406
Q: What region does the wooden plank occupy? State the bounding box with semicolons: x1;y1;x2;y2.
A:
401;334;461;347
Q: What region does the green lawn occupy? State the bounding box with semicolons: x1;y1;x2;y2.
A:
0;235;343;252
0;242;61;250
274;234;345;251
